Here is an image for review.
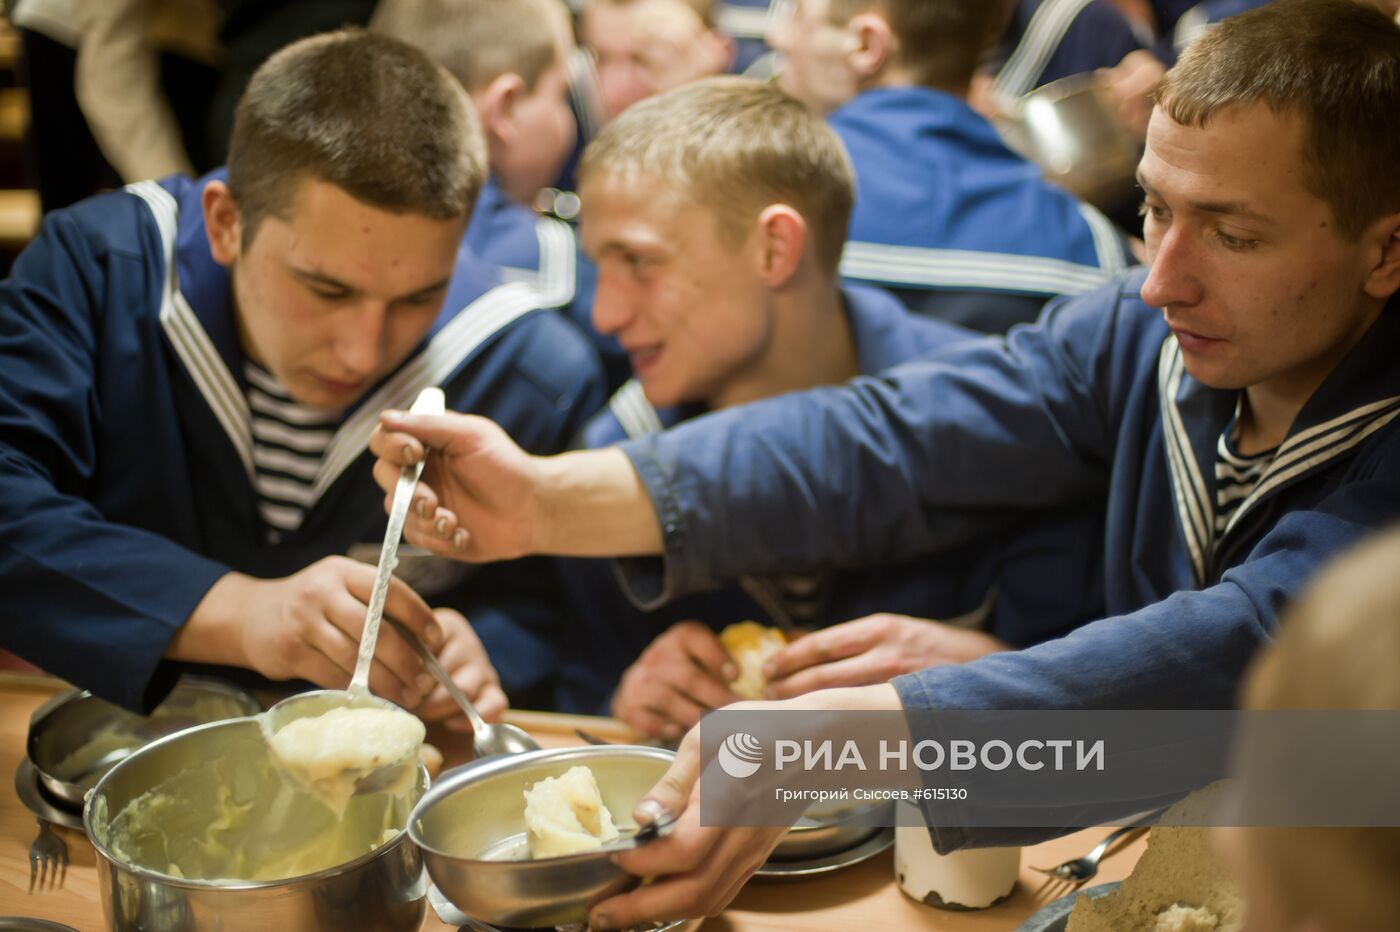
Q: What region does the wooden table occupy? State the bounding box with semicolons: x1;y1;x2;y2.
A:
0;674;1145;931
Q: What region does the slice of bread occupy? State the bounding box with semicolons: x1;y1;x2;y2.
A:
1067;783;1243;932
718;621;788;700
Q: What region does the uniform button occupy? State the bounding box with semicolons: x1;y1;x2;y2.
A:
554;192;582;221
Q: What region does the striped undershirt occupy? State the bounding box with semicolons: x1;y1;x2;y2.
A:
1214;417;1277;546
245;362;343;539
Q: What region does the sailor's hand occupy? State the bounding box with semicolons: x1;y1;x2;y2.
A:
612;621;740;740
1098;49;1165;141
370;411;542;563
237;557;445;706
763;613;1008;699
588;720;788;928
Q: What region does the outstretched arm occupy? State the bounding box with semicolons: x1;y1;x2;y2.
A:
368;411;663;560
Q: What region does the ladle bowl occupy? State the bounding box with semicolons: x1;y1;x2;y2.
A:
260;689;419;796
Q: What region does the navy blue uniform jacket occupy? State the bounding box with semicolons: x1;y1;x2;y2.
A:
0;174;607;711
832;87;1131;333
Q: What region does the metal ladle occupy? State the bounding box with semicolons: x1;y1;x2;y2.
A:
385;618;539;759
261;386;446;797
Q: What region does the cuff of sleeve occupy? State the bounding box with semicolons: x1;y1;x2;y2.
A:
615;435;688;611
127;558;231;713
891;671;971;853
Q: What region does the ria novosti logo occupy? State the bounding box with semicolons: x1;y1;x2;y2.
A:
717;732;764;778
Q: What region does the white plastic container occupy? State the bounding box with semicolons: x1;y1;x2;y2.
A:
894;810;1020;910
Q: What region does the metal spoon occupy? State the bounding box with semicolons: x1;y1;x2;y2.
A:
261;386;446;797
385;618;539;759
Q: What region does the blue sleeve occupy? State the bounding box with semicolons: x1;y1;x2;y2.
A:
895;443;1400;713
615;280;1139;607
0;209;230;711
894;436;1400;849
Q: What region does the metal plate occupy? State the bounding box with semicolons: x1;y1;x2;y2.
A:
1014;881;1122;932
12;758;84;831
753;826;895;880
770;801;888;862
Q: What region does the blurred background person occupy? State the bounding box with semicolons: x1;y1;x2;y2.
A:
579;0;734;120
373;0;581;313
1220;525;1400;932
767;0;1131;332
9;0;221;212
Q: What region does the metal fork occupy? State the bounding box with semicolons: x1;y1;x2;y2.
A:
28;817;68;893
1031;823;1149;900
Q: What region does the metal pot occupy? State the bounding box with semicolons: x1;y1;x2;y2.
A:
994;74;1142;212
84;718;427;932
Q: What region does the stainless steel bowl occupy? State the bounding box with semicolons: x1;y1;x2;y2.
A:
994;74;1142;211
85;717;428;932
28;675;261;807
411;744;675;928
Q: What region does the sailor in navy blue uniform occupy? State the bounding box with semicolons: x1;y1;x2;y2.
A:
555;283;1106;721
834;88;1132;331
768;0;1132;333
0;32;606;714
451;79;1105;731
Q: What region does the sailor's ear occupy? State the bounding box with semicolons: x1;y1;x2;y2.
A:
754;204;807;288
203;181;242;268
1362;208;1400;301
846;12;897;80
474;71;528;150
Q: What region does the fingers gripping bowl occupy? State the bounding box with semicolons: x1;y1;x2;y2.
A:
411;744;676;928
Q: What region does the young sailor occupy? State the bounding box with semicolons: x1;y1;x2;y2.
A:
0;31;606;717
522;79;1102;728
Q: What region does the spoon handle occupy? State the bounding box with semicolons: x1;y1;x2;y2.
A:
385;617;489;736
350;387;445;693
